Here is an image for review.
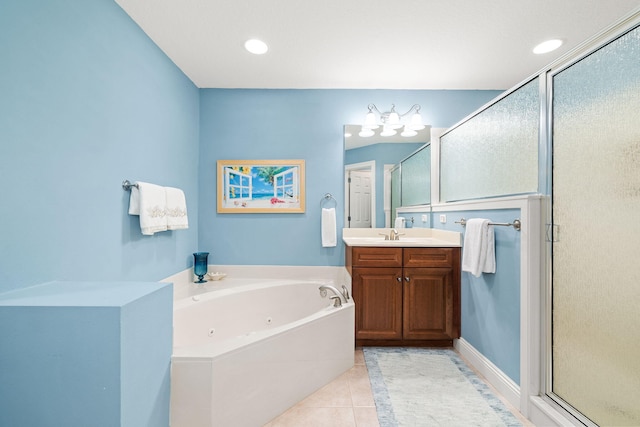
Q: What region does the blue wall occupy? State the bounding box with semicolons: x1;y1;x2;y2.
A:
1;0;500;289
397;210;432;228
433;208;521;384
0;0;520;419
0;281;173;426
0;0;200;293
346;142;425;228
199;89;500;266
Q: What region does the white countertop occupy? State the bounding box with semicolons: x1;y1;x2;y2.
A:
342;228;461;247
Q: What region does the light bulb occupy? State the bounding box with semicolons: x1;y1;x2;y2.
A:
380;125;397;137
409;112;425;130
401;126;417;137
387;111;402;129
359;127;375;137
245;39;269;55
363;111;379;129
533;39;563;54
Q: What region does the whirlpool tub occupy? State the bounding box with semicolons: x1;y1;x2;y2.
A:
170;278;355;427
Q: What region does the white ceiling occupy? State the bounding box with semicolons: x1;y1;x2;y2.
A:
115;0;639;90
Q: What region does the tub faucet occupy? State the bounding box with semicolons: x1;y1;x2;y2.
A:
319;284;347;304
329;295;342;307
341;285;351;301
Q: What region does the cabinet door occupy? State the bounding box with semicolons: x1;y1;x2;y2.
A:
403;267;456;340
352;267;403;340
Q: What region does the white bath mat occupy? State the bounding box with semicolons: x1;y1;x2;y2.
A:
364;347;522;427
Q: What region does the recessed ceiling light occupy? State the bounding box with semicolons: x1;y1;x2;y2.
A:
344;132;352;138
244;39;268;55
533;39;563;54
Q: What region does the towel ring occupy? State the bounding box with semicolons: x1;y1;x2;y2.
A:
320;193;337;208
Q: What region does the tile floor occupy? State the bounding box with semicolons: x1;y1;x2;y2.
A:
264;348;533;427
264;349;378;427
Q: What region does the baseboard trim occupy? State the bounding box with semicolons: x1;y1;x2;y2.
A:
529;396;579;427
454;338;521;411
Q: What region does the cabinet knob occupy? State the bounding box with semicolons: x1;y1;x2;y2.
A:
405;276;410;282
396;277;402;282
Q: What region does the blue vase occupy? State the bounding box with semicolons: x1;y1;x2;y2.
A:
193;252;209;283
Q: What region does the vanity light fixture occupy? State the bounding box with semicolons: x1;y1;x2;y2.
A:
359;104;425;138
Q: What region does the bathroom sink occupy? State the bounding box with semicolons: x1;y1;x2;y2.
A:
342;233;460;248
342;228;461;247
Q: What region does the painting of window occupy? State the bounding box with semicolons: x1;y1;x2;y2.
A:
217;160;305;213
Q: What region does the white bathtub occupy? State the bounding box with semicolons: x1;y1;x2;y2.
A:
169;279;355;427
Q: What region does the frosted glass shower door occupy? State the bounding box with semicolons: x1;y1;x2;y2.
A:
551;25;640;426
400;144;430;206
390;166;401;226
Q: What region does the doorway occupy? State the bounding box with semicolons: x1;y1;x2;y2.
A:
548;23;640;426
345;161;375;228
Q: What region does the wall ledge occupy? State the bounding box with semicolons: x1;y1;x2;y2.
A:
162;265;350;301
431;193;544;211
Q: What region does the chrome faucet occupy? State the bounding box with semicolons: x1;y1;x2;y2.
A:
319;284;348;304
389;229;405;240
378;228;404;241
341;285;351;301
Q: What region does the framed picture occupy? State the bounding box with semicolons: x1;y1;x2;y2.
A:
217;159;305;213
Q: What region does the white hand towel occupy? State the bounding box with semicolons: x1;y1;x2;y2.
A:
165;186;189;230
130;182;167;235
321;208;337;247
483;224;496;274
394;217;405;228
462;218;495;277
128;186;140;215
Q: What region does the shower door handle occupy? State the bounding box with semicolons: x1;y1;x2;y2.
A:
546;223;560;242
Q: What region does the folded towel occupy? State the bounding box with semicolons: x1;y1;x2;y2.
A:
462;218;495;277
129;182;167;235
165;186;189;230
394;217;405;228
483;224;496;274
321;208;337;247
128;185;141;215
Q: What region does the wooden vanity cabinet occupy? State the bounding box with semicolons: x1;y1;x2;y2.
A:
347;246;461;347
352;266;403;340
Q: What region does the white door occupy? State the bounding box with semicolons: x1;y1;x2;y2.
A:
348;170;372;228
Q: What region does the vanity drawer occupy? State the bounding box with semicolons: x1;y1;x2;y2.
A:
403;248;458;268
352;247;403;267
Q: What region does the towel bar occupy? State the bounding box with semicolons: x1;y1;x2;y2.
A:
320;193;337;208
122;180;139;191
455;218;521;231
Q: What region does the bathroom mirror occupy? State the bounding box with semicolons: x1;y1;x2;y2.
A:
399;144;431;207
344;124;430;228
